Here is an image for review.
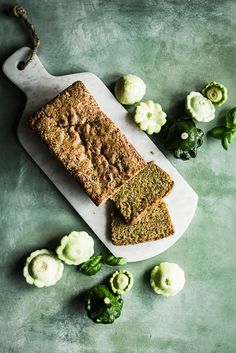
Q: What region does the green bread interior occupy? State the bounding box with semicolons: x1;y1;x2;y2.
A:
111;162;174;224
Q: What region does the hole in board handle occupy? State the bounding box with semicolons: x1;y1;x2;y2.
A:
17;61;25;70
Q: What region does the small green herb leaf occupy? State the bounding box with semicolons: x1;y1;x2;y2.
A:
226;107;236;129
79;256;103;276
227;131;234;144
222;134;229;150
209;107;236;151
208;126;227;140
103;255;127;266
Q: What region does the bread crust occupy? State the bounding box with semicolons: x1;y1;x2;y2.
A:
29;81;147;206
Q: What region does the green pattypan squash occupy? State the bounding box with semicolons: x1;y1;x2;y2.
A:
201;81;227;106
109;270;133;295
85;285;123;324
165;119;204;160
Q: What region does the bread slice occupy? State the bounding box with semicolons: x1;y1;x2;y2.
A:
111;201;175;246
28;81;147;206
111;161;174;224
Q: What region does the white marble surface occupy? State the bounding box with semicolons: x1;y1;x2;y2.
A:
2;47;198;262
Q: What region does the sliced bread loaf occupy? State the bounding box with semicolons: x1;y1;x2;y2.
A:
111;201;174;246
111;161;174;224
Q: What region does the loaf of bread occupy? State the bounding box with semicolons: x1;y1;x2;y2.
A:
111;201;174;245
29;81;147;206
111;161;174;224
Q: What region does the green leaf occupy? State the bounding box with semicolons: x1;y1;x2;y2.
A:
226;108;236;129
221;134;229;150
208;126;227;140
103;255;127;266
227;131;233;143
79;256;103;276
231;130;236;140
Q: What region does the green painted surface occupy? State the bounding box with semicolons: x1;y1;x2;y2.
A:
0;0;236;352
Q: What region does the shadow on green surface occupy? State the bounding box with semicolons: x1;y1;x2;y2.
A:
45;233;67;251
142;265;155;294
11;253;27;282
0;3;34;134
67;289;88;317
107;80;116;95
100;272;114;286
214;108;229;126
0;47;26;139
166;99;186;120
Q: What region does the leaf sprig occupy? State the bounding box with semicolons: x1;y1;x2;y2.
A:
208;107;236;150
78;255;127;276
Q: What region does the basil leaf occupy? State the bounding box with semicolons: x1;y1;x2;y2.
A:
208;126;227;139
79;256;103;276
103;255;127;266
228;131;233;143
230;128;236;139
222;134;229;150
226;108;236;129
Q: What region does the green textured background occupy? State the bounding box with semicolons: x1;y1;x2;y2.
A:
1;1;236;352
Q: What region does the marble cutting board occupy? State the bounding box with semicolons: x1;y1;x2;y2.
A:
3;47;198;262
